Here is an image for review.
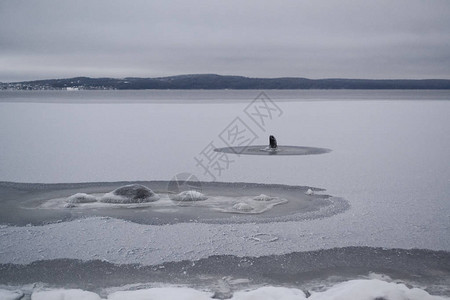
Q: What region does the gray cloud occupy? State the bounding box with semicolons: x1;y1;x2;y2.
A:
1;0;449;82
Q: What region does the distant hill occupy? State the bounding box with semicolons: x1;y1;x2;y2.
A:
2;74;450;90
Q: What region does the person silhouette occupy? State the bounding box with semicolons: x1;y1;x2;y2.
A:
269;135;277;149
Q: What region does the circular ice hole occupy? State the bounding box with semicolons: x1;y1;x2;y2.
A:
214;145;331;156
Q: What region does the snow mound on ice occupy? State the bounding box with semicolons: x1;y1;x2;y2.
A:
171;190;208;202
216;196;288;214
100;184;160;203
67;193;98;204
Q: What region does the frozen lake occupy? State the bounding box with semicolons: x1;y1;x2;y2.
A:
0;90;449;299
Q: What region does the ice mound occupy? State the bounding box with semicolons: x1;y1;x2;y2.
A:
215;195;288;214
100;184;160;203
306;189;314;195
232;202;253;212
253;194;276;201
0;289;24;300
67;193;98;204
171;190;208;202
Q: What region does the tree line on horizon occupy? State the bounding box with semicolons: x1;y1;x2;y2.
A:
2;74;450;90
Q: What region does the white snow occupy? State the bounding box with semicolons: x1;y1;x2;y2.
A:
108;287;211;300
307;279;447;300
0;289;23;300
31;289;101;300
7;279;449;300
67;193;98;204
232;286;306;300
171;190;208;201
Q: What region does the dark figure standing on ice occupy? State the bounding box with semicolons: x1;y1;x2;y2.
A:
269;135;278;149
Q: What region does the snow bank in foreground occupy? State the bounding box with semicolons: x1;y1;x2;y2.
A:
0;289;23;300
232;286;306;299
308;279;447;300
108;287;211;300
31;289;102;300
10;279;448;300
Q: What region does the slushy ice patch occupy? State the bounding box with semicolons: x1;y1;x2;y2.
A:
49;188;288;215
0;181;348;225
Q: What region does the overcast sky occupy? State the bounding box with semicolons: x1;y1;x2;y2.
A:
1;0;449;82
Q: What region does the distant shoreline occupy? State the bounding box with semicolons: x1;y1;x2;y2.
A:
2;74;450;90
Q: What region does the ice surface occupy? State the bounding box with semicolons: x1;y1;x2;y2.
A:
0;215;445;267
1;91;450;297
1;92;449;242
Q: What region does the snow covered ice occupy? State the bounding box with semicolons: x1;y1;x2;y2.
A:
0;90;449;298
